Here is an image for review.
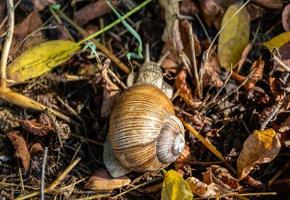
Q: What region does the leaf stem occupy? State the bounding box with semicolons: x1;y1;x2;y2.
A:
0;0;14;89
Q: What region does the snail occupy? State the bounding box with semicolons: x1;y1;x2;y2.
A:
103;45;185;178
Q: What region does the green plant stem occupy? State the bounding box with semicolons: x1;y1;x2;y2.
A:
76;0;152;46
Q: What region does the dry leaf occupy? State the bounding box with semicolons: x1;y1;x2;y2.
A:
187;176;219;198
275;40;290;72
282;4;290;31
84;168;131;191
100;60;121;118
175;69;201;108
200;0;224;29
237;129;281;180
31;0;57;11
203;165;239;192
161;170;193;200
17;118;53;136
30;142;44;157
8;40;80;82
11;11;44;57
180;0;198;16
7;131;31;171
263;32;290;51
251;0;283;9
218;2;250;70
74;0;119;26
203;51;223;88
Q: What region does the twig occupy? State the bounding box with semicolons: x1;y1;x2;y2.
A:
0;0;14;89
180;118;236;174
40;147;48;200
189;23;202;99
273;54;290;72
16;157;81;200
260;99;284;130
194;192;277;199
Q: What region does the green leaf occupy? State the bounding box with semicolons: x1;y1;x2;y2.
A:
8;40;80;82
263;32;290;51
161;170;193;200
217;2;250;70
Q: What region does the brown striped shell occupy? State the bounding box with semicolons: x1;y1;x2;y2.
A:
108;84;185;172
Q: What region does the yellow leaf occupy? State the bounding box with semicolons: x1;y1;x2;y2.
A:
218;2;250;70
161;170;193;200
8;40;80;82
263;32;290;51
237;129;281;180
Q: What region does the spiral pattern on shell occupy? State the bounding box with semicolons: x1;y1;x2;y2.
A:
108;84;185;172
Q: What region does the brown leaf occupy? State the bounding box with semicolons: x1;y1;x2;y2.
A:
101;60;121;118
179;19;202;57
199;0;224;29
282;4;290;32
276;40;290;72
10;11;44;57
203;51;223;88
85;168;131;191
251;0;283;9
7;131;31;171
74;0;119;26
203;165;239;192
180;0;198;16
175;69;201;108
17;119;53;136
237;43;253;72
232;58;265;90
30;142;44;157
237;129;281;180
187;176;220;198
31;0;57;11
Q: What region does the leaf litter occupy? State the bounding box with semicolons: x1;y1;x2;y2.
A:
0;0;289;199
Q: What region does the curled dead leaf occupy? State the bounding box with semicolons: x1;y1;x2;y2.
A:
84;168;131;191
237;129;281;180
175;69;201;108
187;176;219;198
30;142;44;157
200;0;224;29
7;131;31;171
17;118;53;136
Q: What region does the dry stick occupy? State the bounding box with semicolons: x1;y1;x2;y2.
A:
0;0;14;89
189;23;202;99
180;118;236;174
16;157;81;200
273;54;290;72
56;11;132;74
40;147;48;200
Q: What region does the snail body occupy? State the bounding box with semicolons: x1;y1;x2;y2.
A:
103;45;185;178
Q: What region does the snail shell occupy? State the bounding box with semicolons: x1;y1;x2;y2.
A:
108;83;185;173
